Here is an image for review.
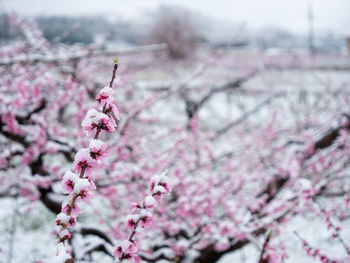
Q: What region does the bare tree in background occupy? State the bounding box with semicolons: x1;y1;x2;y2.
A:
151;6;199;59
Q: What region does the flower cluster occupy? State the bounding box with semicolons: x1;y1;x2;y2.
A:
301;239;339;263
82;86;120;138
55;59;119;261
113;171;171;263
295;232;344;263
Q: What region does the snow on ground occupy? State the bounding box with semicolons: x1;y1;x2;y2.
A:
0;198;56;263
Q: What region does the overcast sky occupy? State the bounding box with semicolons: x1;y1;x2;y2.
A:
1;0;349;36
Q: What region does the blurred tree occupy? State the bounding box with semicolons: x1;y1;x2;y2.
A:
151;6;199;59
36;16;94;44
0;14;20;42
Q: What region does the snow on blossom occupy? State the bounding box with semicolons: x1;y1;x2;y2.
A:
144;195;157;210
79;189;93;204
125;254;141;263
126;214;140;230
62;202;81;218
54;243;71;263
89;139;107;160
96;86;114;106
105;102;120;120
67;217;77;227
81;109;115;137
62;170;93;195
62;171;77;194
114;171;170;262
56;212;70;225
139;210;153;228
95;86;120;120
150;171;171;194
113;244;124;258
73;177;90;194
114;240;138;256
150;171;170;202
152;185;168;201
58;229;70;240
130;202;142;212
72;148;95;173
113;240;140;262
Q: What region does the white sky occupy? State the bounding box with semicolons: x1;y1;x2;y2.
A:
1;0;349;36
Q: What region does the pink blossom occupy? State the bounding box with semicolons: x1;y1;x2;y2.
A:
131;202;142;210
62;171;77;194
32;175;52;189
140;212;153;229
73;177;90;194
267;252;280;263
79;189;93;204
62;203;81;218
61;204;70;215
150;172;170;193
72;148;95;173
144;195;157;210
81;109;116;137
313;248;320;258
96;86;114;106
63;180;74;194
152;185;167;201
105;102;120;120
219;222;233;237
18;187;40;201
130;202;142;213
100;114;116;133
126;215;139;230
113;245;123;258
68;217;77;227
22;147;38;165
70;203;81;217
320;255;328;262
59;229;71;241
125;253;140;263
87;179;96;190
56;212;69;225
89;139;107;160
113;171;170;261
1;112;21;134
202;224;212;234
113;240;138;258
